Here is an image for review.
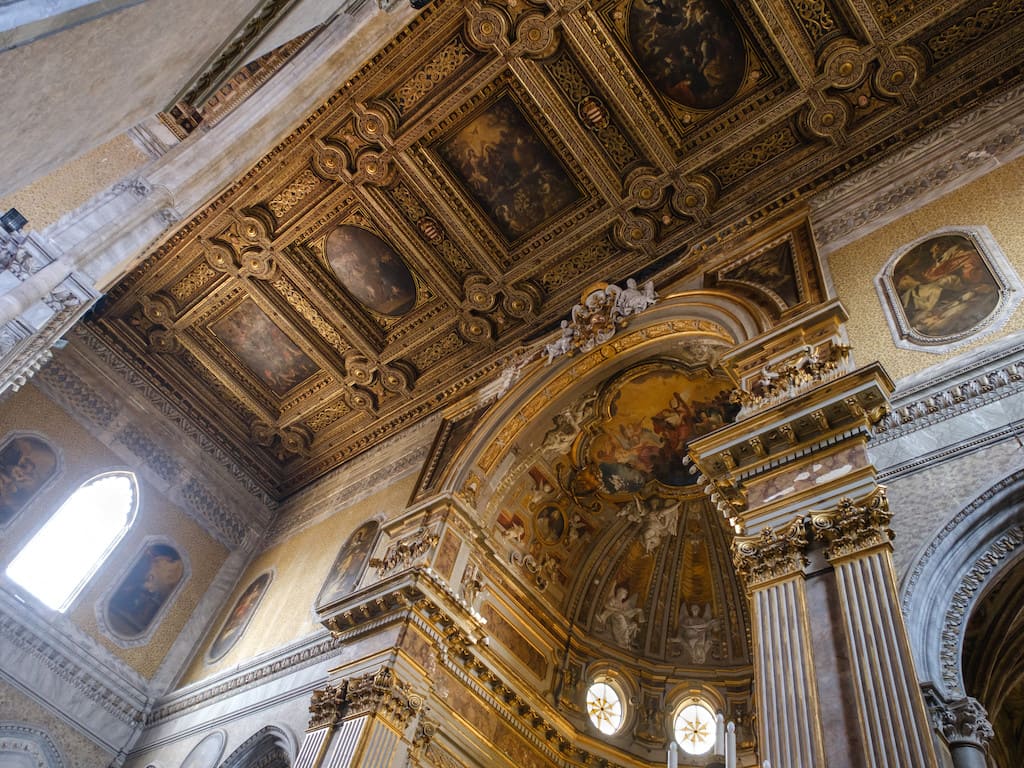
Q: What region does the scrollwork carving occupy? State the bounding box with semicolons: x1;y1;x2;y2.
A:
731;517;809;588
810;487;893;560
369;530;440;577
543;280;658;363
730;342;853;416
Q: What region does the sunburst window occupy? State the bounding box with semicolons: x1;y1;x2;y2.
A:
674;700;717;755
586;680;624;734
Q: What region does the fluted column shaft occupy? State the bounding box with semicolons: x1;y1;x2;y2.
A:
734;519;826;768
813;490;939;768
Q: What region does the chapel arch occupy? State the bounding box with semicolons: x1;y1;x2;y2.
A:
218;725;293;768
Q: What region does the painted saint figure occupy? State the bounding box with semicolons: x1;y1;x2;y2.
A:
597;583;645;648
0;435;57;526
894;234;1000;339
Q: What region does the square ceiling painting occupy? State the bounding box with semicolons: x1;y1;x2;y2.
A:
436;95;581;241
211;299;319;396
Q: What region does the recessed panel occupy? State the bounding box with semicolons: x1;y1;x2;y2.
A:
324;225;417;316
436;96;581;240
628;0;747;109
211;299;319;396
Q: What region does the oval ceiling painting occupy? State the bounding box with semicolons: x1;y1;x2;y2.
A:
324;225;416;316
628;0;747;110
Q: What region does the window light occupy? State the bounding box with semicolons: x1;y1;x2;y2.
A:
6;472;137;611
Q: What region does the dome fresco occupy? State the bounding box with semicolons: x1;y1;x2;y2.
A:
324;225;417;316
490;357;751;667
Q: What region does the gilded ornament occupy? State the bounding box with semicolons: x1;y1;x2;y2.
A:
731;517;809;588
809;487;893;560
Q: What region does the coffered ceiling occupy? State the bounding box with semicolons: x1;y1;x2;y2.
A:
83;0;1024;499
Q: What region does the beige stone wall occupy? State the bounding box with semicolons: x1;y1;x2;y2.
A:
183;472;418;683
0;385;228;679
0;134;148;231
0;679;113;767
828;156;1024;382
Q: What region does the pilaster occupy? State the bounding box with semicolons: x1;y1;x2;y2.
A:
732;519;826;768
690;303;938;767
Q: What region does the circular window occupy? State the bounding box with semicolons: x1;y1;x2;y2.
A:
674;701;716;755
586;680;624;734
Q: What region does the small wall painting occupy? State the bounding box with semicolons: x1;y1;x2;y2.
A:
877;227;1021;351
208;571;272;661
535;505;565;543
0;434;57;527
436;96;581;240
324;225;417;316
720;241;800;309
315;521;380;610
628;0;748;110
212;299;319;395
106;543;185;638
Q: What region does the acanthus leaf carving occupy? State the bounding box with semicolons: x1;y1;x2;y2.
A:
810;486;893;560
731;516;809;588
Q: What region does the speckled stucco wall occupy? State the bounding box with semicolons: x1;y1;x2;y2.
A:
0;679;114;767
0;385;228;679
0;134;148;231
182;472;417;684
828;155;1024;383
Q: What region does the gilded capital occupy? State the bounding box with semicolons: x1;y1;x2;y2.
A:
810;487;893;561
308;667;423;730
308;682;348;730
732;517;809;588
344;666;424;727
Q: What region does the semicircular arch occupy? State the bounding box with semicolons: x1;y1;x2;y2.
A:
901;469;1024;699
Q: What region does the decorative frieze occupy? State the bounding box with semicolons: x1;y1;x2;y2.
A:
369;530;440;577
732;517;809;588
810;487;893;560
730;341;853;418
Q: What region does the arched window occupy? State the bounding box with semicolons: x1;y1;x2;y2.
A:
6;471;138;611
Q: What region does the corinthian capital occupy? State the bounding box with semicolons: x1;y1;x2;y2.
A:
308;682;348;730
934;696;995;749
810;487;893;561
344;666;424;727
732;516;809;588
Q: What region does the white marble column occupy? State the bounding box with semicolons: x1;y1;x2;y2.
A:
734;518;826;768
812;489;939;768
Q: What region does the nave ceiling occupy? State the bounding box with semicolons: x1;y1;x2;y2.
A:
79;0;1024;500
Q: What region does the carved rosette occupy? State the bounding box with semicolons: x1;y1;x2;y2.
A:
732;517;809;589
810;487;893;561
933;696;995;750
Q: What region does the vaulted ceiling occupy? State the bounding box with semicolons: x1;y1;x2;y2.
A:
82;0;1024;500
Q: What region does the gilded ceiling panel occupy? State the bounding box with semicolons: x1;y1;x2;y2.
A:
85;0;1024;498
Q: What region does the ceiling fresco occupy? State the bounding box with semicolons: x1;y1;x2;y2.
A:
82;0;1024;499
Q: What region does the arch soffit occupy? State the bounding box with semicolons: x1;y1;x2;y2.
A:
0;722;66;768
218;725;294;768
901;468;1024;699
441;289;769;514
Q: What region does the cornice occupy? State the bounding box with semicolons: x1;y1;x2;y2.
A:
811;83;1024;253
